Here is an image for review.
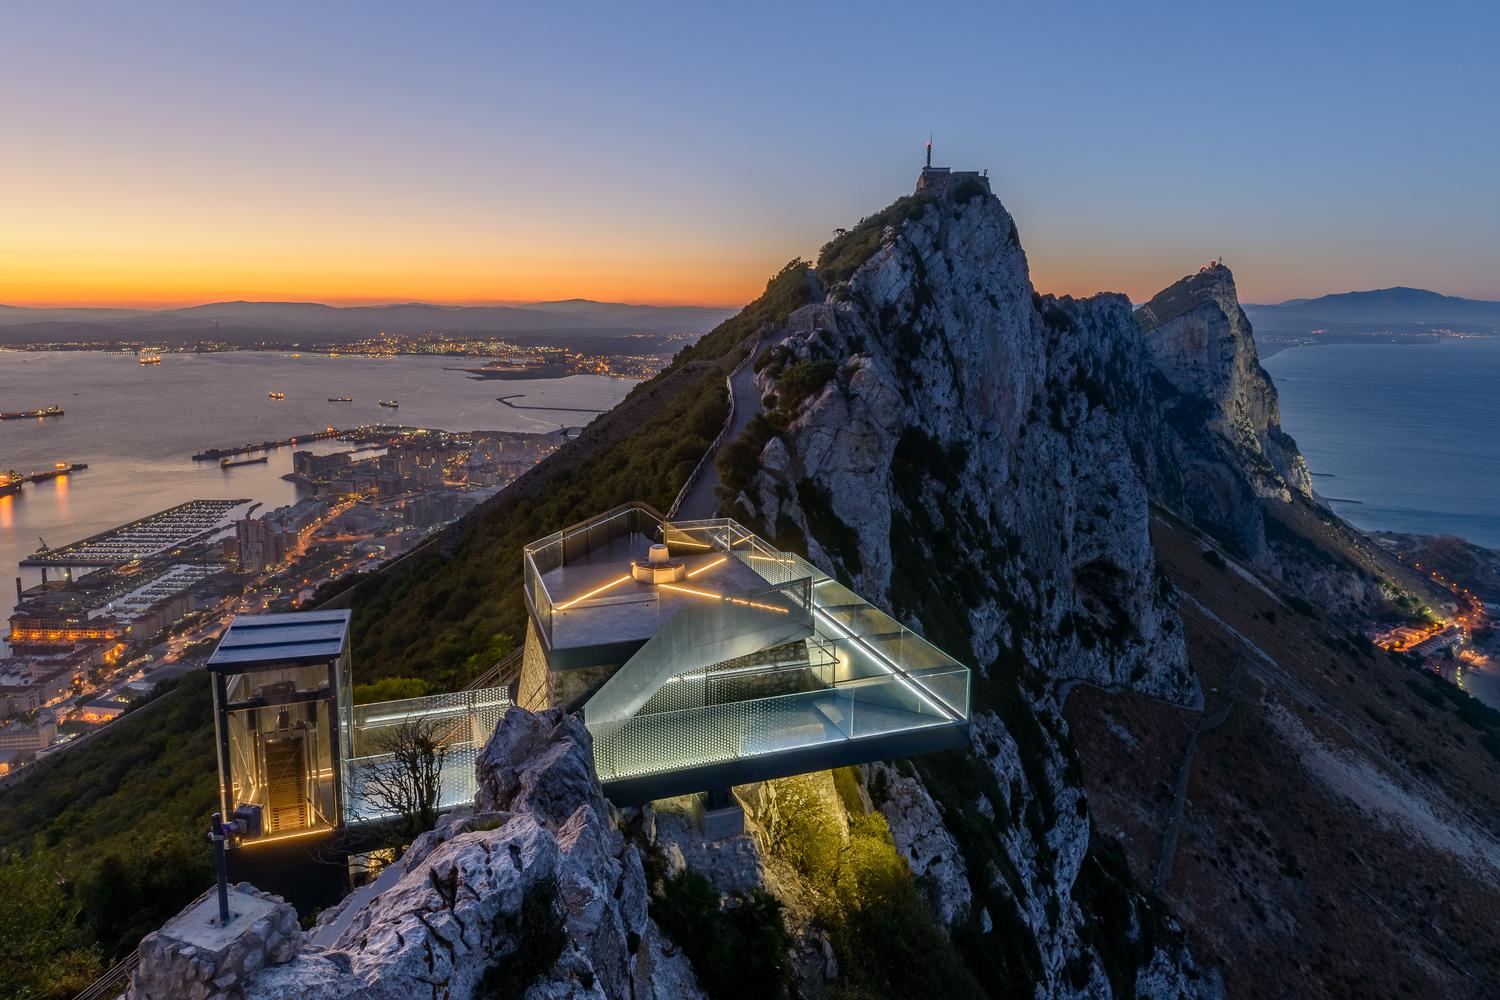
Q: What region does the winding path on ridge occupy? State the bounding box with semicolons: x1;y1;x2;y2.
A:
674;270;822;521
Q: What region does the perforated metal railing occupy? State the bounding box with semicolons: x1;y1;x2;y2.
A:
342;685;510;824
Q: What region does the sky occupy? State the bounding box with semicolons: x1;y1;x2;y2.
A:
1;1;1497;309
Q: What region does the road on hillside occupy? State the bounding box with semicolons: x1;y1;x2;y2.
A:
674;335;778;520
676;269;823;521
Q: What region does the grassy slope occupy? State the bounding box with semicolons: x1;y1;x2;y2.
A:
1066;515;1500;997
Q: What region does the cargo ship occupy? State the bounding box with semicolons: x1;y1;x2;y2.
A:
378;399;399;408
328;396;353;403
0;405;64;420
268;390;286;400
27;462;88;483
221;455;270;469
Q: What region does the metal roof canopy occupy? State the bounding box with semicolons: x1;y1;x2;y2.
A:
208;610;351;671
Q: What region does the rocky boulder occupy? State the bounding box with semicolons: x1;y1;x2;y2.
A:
473;706;608;827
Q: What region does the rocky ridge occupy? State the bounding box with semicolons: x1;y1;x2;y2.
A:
733;187;1220;995
1136;263;1313;504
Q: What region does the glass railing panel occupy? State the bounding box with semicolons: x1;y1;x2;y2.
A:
588;667;970;784
589;685;854;782
909;665;970;721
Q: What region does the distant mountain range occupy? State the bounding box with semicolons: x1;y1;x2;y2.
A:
0;298;737;346
1245;287;1500;332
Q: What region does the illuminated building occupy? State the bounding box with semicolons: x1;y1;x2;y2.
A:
7;610;122;647
209;610;508;846
0;710;58;752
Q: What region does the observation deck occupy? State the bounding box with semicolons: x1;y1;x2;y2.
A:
523;504;971;804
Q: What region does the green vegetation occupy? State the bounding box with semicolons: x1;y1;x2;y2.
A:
0;672;218;997
817;195;932;288
0;853;102;999
1403;668;1500;763
347;362;729;689
650;872;792;1000
479;875;566;997
352;675;430;704
760;773;982;999
776;359;837;407
715;412;784;501
667;259;811;371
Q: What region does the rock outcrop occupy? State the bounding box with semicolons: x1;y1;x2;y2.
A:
1136;263;1313;502
132;708;704;1000
735;185;1214;995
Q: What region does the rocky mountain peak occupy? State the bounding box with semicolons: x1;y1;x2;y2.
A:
1136;263;1313;501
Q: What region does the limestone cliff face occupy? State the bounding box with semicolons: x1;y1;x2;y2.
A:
1136;264;1313;503
736;190;1214;996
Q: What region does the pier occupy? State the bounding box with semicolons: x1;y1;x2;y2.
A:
496;394;606;414
190;424;415;461
191;427;346;461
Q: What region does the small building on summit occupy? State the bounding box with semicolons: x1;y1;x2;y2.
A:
915;137;991;199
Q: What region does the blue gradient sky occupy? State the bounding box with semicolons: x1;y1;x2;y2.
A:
1;1;1495;307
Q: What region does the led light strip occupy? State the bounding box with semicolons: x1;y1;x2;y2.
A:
811;606;963;721
686;555;728;578
556;573;632;610
658;581;793;614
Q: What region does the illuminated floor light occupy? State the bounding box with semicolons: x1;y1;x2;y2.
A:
811;606;962;721
658;582;723;601
686;555;728;578
556;574;632;610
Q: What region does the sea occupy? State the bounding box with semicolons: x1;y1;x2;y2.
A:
1266;337;1500;710
1263;338;1500;550
0;350;635;630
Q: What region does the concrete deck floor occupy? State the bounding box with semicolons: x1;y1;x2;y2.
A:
540;533;774;651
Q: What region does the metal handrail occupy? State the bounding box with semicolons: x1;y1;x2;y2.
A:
465;646;523;691
73;950;139;1000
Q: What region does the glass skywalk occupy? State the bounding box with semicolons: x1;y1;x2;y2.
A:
523;506;971;803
